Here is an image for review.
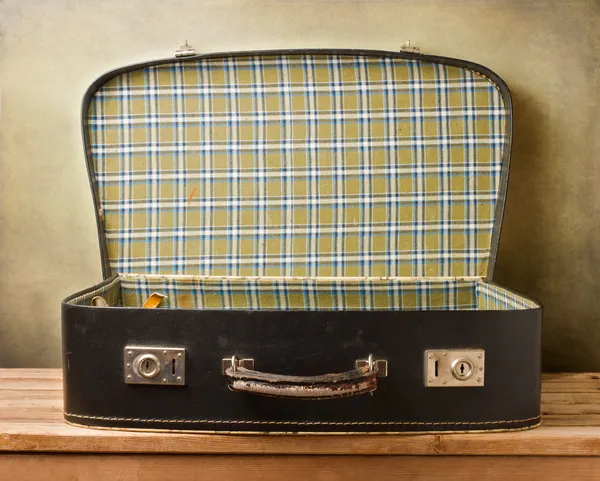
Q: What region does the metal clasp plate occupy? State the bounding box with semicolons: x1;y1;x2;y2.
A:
425;349;485;387
125;346;186;386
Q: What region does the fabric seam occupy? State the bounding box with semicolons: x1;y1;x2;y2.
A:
63;412;540;426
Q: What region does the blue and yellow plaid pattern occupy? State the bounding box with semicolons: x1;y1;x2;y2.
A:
67;275;537;311
476;282;537;310
88;53;507;278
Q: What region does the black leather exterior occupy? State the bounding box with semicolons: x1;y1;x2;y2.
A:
62;296;542;433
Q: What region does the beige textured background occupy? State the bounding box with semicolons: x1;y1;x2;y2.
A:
0;0;598;369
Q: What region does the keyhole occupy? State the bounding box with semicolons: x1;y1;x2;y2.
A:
451;357;473;381
135;354;160;379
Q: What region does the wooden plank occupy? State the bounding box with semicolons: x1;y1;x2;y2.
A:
0;379;62;391
1;369;600;456
0;369;62;391
0;410;62;421
0;369;61;380
0;390;62;401
542;415;600;426
2;454;600;481
0;390;61;420
543;383;600;393
543;393;600;404
3;423;600;456
543;373;600;383
543;403;600;415
0;427;437;455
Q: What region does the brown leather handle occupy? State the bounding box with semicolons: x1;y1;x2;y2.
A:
225;364;379;399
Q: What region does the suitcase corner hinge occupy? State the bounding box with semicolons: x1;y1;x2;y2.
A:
399;40;421;54
175;40;197;58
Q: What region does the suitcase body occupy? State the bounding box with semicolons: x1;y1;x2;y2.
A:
62;47;542;433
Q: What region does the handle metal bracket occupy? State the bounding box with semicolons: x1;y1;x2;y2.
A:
222;356;255;374
355;355;388;377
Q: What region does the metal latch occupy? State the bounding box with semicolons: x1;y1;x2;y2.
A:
125;346;186;385
425;349;485;387
400;40;421;54
175;40;197;58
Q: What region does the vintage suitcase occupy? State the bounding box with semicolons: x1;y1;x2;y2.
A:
62;44;542;433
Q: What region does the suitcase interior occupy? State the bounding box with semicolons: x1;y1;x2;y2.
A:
67;274;536;311
62;49;541;433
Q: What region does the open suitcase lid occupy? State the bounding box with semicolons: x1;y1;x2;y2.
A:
82;46;512;281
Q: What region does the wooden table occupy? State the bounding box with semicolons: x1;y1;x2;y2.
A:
1;370;600;480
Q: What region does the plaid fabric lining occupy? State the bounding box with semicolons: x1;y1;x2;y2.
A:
89;53;507;278
67;276;122;307
476;282;538;310
66;275;537;310
80;274;533;311
119;275;476;311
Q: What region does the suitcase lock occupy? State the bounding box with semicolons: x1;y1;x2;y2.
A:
124;346;186;386
424;349;485;387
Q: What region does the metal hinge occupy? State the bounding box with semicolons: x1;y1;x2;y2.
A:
400;40;421;54
175;40;197;58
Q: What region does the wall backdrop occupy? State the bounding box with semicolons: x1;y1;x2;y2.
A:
0;0;599;370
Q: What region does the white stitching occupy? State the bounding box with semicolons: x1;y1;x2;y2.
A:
64;412;540;426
